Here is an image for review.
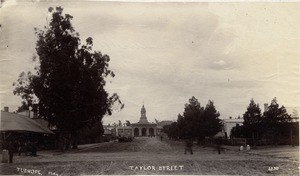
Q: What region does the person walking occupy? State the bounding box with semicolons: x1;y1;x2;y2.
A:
184;138;193;155
215;137;222;155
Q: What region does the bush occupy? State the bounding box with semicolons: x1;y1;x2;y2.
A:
118;136;133;143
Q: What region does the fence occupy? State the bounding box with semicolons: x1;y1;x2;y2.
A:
231;138;247;146
184;136;298;147
230;137;299;146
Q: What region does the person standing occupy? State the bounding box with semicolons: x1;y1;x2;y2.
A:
31;141;38;157
8;141;15;163
18;141;23;156
27;141;33;156
24;141;29;156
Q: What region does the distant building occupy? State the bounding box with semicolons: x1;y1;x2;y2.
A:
157;120;173;127
116;126;133;137
222;118;244;138
103;124;117;137
222;104;300;138
116;105;164;137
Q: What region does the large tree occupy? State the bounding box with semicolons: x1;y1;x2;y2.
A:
13;7;122;150
182;97;222;143
176;114;185;139
163;97;222;143
182;96;204;138
263;97;291;124
243;99;262;139
202;100;222;138
262;97;291;144
243;99;262;126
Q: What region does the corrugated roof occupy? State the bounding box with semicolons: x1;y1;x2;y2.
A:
0;111;54;134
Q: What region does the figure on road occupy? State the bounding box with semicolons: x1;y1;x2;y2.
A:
8;140;15;163
18;140;23;156
184;138;193;155
31;141;38;157
215;137;222;154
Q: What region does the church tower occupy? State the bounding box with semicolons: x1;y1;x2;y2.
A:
138;105;149;124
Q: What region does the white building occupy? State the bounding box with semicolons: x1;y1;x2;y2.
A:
222;118;244;138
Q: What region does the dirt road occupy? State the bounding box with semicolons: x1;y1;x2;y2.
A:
1;137;299;175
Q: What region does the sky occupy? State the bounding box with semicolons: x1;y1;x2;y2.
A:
0;1;299;125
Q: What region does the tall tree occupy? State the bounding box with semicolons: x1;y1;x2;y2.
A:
176;114;185;139
263;97;291;124
182;96;204;138
243;99;262;126
202;100;222;138
163;97;223;144
263;97;291;144
243;99;262;139
13;7;122;150
165;122;179;140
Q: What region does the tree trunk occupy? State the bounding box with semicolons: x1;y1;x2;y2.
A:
272;132;276;146
290;124;293;146
65;132;71;150
197;137;201;145
58;132;66;152
252;132;256;147
72;131;79;149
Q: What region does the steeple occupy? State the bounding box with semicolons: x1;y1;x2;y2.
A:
141;105;146;117
138;104;149;124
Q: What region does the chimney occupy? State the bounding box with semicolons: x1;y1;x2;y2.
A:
264;103;268;112
4;106;9;112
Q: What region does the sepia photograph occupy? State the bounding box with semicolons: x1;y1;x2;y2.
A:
0;0;299;175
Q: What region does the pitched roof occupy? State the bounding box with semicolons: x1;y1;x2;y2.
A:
0;111;54;134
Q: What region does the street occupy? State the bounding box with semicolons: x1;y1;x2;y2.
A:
1;137;299;175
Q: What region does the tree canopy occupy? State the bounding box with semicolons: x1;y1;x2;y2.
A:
231;97;293;145
243;99;262;126
263;97;291;124
202;100;222;137
163;96;222;142
241;99;263;138
13;7;122;134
